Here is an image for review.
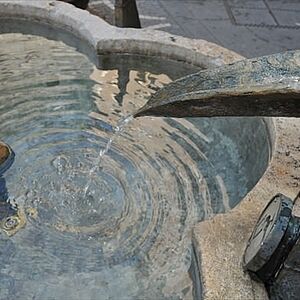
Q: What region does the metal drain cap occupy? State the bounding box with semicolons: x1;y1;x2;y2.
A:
243;194;293;277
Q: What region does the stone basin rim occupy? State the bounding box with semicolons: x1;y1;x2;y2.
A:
1;1;298;299
0;0;243;68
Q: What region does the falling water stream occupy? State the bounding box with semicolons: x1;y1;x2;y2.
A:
0;33;270;299
84;115;133;198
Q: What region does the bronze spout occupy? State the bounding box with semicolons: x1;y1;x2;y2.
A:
134;51;300;118
0;143;10;165
0;141;14;175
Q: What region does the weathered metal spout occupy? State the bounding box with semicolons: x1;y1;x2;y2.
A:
0;141;24;237
134;51;300;118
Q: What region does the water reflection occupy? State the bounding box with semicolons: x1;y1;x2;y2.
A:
0;34;269;299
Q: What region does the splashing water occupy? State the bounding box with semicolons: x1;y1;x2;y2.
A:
84;114;134;196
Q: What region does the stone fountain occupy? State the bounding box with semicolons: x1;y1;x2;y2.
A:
0;1;299;299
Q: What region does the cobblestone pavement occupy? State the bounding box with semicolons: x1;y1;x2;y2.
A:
89;0;300;58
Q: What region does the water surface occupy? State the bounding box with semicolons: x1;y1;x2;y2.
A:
0;34;270;299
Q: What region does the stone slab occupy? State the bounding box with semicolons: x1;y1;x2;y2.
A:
230;7;277;26
267;0;300;10
226;0;267;9
272;9;300;26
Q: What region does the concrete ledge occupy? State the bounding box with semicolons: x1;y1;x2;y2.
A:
0;1;298;299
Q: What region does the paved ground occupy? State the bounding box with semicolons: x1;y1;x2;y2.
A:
89;0;300;58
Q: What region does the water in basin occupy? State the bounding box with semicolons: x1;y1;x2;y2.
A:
0;34;270;299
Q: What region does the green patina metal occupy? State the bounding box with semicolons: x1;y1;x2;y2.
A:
134;51;300;118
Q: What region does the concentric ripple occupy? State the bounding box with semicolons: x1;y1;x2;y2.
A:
0;34;270;299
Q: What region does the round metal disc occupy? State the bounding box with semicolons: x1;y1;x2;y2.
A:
243;194;293;273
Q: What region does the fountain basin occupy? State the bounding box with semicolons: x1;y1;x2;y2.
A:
0;1;299;299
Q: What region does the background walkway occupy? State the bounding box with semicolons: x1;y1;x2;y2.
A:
89;0;300;57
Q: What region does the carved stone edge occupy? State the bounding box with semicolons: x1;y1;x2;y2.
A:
0;0;243;68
